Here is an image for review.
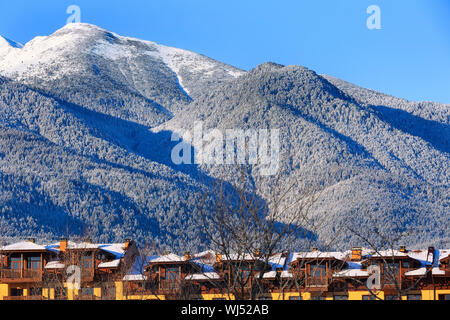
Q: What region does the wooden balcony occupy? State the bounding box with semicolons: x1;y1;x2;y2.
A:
306;276;329;290
0;269;43;282
159;279;181;292
76;294;100;300
81;269;94;282
3;296;44;300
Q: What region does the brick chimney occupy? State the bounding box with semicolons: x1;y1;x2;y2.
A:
399;246;407;253
28;238;36;243
184;251;190;261
60;238;68;252
311;247;318;252
124;239;131;250
351;247;362;261
427;246;435;264
216;253;223;263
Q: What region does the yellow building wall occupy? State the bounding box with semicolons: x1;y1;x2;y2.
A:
201;293;235;300
0;284;8;300
270;292;301;300
421;289;450;300
67;286;78;300
94;287;101;299
348;290;384;300
115;281;123;300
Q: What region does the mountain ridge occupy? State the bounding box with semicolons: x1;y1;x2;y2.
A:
0;24;448;250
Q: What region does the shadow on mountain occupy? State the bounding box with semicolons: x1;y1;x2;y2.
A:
372;105;450;154
280;102;385;170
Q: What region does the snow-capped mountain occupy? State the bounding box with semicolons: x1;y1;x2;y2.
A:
0;23;244;123
0;24;448;250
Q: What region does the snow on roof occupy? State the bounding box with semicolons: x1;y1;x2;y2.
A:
291;251;346;262
149;253;185;263
0;241;48;252
371;249;410;258
192;250;217;265
123;274;147;281
333;269;370;278
221;253;261;262
185;272;221;281
46;241;126;259
262;271;277;279
98;259;121;268
438;250;450;262
45;261;65;269
98;244;126;258
262;270;294;279
268;253;287;269
405;267;446;276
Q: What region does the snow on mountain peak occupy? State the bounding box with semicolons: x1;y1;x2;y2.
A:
0;23;245;98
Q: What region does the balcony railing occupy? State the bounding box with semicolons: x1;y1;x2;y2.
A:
307;276;329;287
1;269;42;280
160;280;181;291
3;296;44;301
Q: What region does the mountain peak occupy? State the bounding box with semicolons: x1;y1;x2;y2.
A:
59;22;107;33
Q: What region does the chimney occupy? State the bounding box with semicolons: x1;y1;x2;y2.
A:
399;246;407;253
184;251;190;261
28;238;36;243
427;246;435;264
255;249;261;257
60;238;68;252
311;247;318;252
124;239;131;250
216;253;223;263
351;247;362;261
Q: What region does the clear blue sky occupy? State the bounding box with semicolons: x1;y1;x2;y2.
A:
1;0;449;103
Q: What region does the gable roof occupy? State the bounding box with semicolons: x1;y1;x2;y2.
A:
0;241;48;252
148;253;185;264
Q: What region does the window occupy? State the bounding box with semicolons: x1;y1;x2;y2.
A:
385;295;400;300
10;288;23;297
362;295;377;300
102;285;116;300
308;263;327;286
10;257;21;270
382;262;399;284
407;294;421;300
30;287;42;296
165;267;180;281
289;296;302;300
257;296;273;300
28;257;41;270
55;287;67;300
402;261;411;269
310;264;326;278
439;294;450;300
81;287;94;296
80;255;92;270
334;295;348;300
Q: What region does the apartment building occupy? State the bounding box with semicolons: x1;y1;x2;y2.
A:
1;239;449;300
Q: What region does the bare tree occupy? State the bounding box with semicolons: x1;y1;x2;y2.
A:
194;165;333;300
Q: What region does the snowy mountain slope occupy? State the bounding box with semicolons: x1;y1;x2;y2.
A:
0;23;244;122
322;75;450;125
0;76;222;248
163;62;449;248
0;24;447;249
